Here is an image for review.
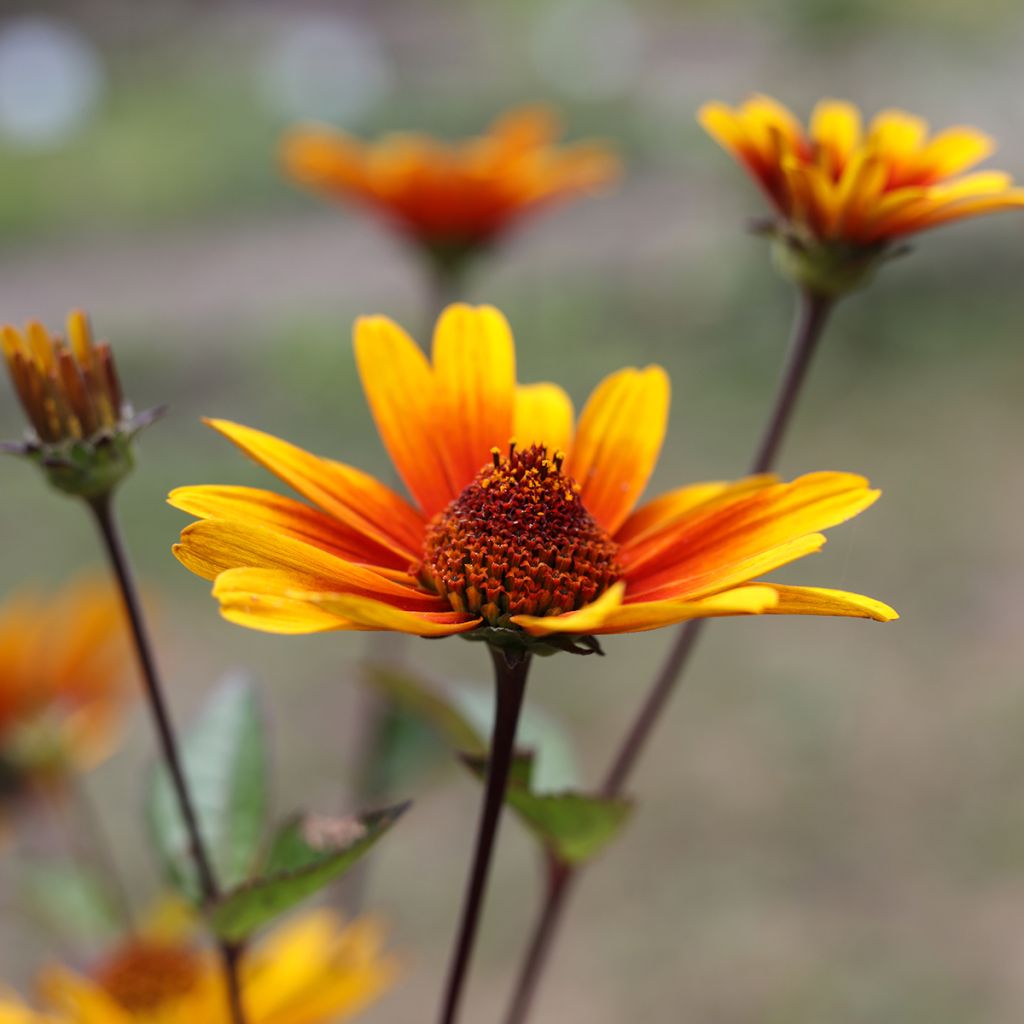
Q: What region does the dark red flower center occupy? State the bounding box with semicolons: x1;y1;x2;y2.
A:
418;443;620;627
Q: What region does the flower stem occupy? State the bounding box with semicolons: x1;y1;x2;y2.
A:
501;286;835;1022
439;646;531;1024
87;493;248;1024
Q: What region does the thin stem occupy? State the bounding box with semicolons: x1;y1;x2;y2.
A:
87;493;247;1024
439;646;531;1024
501;287;835;1022
503;856;574;1024
425;258;468;337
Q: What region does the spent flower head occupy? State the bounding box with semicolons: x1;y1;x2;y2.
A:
699;95;1024;296
2;311;160;500
281;106;620;279
171;304;895;656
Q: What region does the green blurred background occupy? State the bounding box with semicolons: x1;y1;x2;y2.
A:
2;1;1024;1020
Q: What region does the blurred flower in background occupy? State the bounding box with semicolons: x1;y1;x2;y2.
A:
0;15;104;150
0;909;396;1022
0;577;128;812
700;94;1024;294
280;106;620;284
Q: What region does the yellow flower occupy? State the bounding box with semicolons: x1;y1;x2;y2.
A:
281;106;619;268
0;910;395;1023
1;312;159;499
170;304;895;650
700;94;1024;243
0;577;129;798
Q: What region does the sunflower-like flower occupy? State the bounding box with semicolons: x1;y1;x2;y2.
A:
281;106;619;276
699;94;1024;295
0;578;128;805
0;909;395;1023
170;304;894;652
1;312;159;500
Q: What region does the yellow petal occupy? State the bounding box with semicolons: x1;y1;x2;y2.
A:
513;382;574;456
758;584;898;622
37;969;133;1024
204;419;425;562
354;315;456;517
566;366;670;534
916;126;993;180
294;590;482;636
213;568;359;634
174;519;440;609
432;304;516;493
810;98;862;170
511;581;626;635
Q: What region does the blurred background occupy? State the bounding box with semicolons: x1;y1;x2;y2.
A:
1;1;1024;1021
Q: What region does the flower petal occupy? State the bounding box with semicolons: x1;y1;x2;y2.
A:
757;584;898;622
294;590;482;636
622;472;879;597
168;485;408;570
513;382;574;455
432;304;517;493
174;519;442;610
566;366;670;534
204;419;425;562
510;581;626;635
354;315;456;517
615;475;777;546
213;569;361;634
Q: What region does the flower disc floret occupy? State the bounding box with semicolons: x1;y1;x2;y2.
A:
95;940;202;1013
418;443;620;626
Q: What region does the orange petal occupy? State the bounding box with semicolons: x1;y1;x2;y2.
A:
432;304;516;493
810;99;862;172
354;315;456;517
615;475;777;546
294;590;482;637
566;366;670;534
623;471;880;598
204;419;425;562
513;383;574;455
174;519;442;610
168;485;408;570
759;584;898;622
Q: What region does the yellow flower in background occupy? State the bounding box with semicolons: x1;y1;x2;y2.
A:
700;94;1024;243
281;106;619;270
0;910;396;1024
170;304;895;651
699;95;1024;294
0;578;129;800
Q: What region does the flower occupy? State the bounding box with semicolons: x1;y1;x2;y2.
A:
1;311;159;499
0;909;396;1023
0;577;129;803
170;304;895;652
281;106;619;273
699;95;1024;294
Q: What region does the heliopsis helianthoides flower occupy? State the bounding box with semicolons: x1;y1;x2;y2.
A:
0;578;128;803
1;311;160;500
0;909;396;1024
170;304;895;653
281;106;619;275
699;95;1024;295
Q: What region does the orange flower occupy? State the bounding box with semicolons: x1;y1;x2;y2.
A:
0;577;129;797
699;94;1024;245
281;106;619;267
171;304;895;650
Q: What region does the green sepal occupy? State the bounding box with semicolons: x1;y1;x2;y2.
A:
209;804;408;943
147;673;268;902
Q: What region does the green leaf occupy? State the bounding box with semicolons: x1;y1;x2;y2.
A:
504;790;633;866
363;664;485;756
209;803;407;943
21;860;121;944
147;672;268;901
462;750;631;866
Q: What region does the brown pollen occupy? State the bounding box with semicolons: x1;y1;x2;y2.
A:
95;939;203;1013
418;443;620;627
